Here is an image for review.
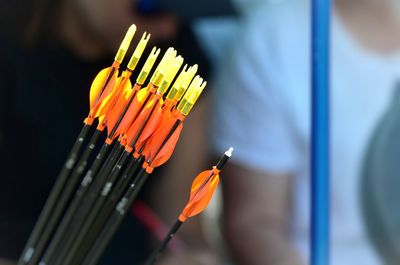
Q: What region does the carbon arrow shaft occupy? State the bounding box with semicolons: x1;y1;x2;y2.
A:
18;124;91;265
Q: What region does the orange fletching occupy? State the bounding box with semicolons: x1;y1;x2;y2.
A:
179;169;220;222
124;95;163;152
114;86;151;139
89;67;112;110
132;101;165;152
141;115;183;173
102;73;134;137
112;83;143;138
95;73;131;132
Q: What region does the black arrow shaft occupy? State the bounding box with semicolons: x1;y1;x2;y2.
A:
145;220;183;265
57;150;131;265
18;124;91;265
48;144;125;265
82;168;150;265
28;128;101;265
39;140;110;265
71;156;145;264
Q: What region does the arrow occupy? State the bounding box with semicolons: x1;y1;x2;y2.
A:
145;147;233;265
18;24;137;265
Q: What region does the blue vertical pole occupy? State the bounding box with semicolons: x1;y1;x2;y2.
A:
311;0;330;265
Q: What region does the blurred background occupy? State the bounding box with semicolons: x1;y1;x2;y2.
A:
1;0;400;264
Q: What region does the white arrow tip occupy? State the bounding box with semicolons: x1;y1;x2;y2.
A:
225;147;234;157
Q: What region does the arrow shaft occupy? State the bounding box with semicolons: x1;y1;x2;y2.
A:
40;140;110;265
82;168;149;265
28;129;101;265
49;145;125;265
61;186;109;265
18;124;91;265
73;156;145;263
145;220;183;265
49;145;126;265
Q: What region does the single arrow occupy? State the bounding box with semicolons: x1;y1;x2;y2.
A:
145;147;233;265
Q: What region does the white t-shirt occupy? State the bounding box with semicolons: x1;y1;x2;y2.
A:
211;1;400;264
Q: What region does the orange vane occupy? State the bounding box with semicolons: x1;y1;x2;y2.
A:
179;147;233;222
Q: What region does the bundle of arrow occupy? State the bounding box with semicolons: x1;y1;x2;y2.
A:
17;24;233;265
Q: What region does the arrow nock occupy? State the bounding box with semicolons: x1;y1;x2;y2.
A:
114;24;137;64
177;76;206;116
136;47;161;85
157;55;184;95
174;64;198;102
150;48;176;87
127;32;151;71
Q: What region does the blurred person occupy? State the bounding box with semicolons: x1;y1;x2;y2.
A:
361;83;400;265
0;0;217;264
211;0;400;264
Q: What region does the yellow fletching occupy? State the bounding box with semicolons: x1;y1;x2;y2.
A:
122;78;132;95
89;67;111;109
136;86;149;103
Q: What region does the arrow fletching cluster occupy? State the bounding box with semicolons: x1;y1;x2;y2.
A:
18;23;215;265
